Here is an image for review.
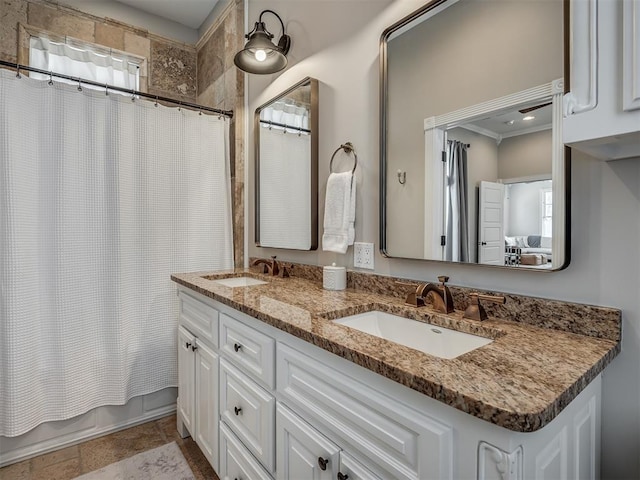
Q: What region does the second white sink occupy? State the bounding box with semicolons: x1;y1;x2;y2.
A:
211;276;268;287
333;310;492;359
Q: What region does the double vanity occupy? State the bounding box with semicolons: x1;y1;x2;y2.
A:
171;264;620;480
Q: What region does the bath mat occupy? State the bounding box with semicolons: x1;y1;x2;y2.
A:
75;442;195;480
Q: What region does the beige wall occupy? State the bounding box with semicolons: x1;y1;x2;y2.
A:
498;129;553;180
246;1;640;477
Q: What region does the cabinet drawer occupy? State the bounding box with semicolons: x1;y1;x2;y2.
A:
220;423;272;480
220;358;275;474
339;451;385;480
220;313;275;389
277;343;453;480
179;290;219;347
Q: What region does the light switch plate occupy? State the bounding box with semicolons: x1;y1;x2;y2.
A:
354;242;374;269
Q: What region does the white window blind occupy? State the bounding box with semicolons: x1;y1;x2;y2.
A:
29;36;140;90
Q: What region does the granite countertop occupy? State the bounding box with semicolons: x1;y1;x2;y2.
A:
171;268;621;433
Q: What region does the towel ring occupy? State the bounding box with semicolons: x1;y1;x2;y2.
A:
330;142;358;174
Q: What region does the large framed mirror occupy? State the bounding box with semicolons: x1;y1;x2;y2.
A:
380;0;570;271
255;77;319;250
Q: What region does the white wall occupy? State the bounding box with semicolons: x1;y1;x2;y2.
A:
246;1;640;477
506;180;551;237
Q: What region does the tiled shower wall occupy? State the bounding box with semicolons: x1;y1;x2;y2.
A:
196;0;245;267
0;0;245;266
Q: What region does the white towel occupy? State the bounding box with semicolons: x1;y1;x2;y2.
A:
322;171;356;253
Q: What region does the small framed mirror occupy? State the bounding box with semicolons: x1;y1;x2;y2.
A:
255;77;319;250
380;0;569;271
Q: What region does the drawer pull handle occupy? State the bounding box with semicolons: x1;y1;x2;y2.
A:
233;343;242;352
318;457;328;471
337;473;349;480
234;406;242;416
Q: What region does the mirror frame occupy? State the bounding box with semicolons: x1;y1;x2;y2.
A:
379;0;571;271
254;77;319;250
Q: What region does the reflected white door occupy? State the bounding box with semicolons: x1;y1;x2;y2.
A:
478;181;505;265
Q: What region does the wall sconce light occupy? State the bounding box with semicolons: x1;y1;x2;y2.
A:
234;9;291;75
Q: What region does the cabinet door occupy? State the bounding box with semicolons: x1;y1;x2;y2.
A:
276;403;340;480
178;326;196;436
195;341;219;472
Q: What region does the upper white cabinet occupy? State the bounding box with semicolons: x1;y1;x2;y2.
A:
564;0;640;160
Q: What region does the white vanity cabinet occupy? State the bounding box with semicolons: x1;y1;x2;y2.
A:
175;287;604;480
176;291;220;472
564;0;640;160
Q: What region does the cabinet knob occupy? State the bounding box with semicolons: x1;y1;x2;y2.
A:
318;457;328;471
233;343;242;352
337;473;349;480
234;406;242;416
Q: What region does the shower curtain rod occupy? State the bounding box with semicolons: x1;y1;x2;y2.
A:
259;119;311;133
0;60;234;118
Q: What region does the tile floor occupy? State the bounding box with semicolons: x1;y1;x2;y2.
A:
0;414;219;480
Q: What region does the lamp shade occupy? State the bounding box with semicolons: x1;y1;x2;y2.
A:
234;12;291;75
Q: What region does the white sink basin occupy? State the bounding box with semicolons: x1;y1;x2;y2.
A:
211;277;268;287
333;311;492;359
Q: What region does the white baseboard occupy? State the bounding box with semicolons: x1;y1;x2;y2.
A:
0;389;177;468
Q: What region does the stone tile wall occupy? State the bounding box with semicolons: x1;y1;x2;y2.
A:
1;0;197;103
197;0;245;267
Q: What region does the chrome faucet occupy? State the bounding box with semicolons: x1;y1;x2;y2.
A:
251;255;287;277
403;276;455;314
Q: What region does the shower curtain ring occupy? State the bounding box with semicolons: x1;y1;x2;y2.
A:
16;65;21;78
397;170;406;185
131;89;135;101
105;83;109;96
48;72;53;86
155;96;159;107
178;102;182;111
77;78;82;91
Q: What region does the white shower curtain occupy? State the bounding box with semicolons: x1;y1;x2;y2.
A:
259;127;311;249
0;68;234;437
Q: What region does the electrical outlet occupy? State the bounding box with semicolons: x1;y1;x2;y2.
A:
354;242;374;269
